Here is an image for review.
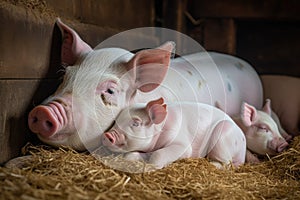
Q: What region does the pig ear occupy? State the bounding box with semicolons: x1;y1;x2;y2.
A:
146;97;165;111
126;42;175;92
262;99;272;116
56;18;92;66
146;98;167;124
240;102;258;127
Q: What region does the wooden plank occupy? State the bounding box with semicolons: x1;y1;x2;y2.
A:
203;19;236;54
188;0;300;20
236;20;300;77
0;2;55;79
80;0;155;29
0;79;61;164
45;0;82;19
0;1;157;79
162;0;187;32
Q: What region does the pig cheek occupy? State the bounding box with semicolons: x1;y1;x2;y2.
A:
245;128;272;155
70;100;103;150
125;139;144;152
129;130;154;151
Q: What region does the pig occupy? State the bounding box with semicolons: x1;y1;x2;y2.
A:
101;98;246;169
230;99;289;163
261;75;300;136
28;19;284;151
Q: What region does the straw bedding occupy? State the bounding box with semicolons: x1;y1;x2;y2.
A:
1;136;299;200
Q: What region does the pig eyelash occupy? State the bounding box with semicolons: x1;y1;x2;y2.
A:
257;125;269;133
132;121;140;127
131;118;142;127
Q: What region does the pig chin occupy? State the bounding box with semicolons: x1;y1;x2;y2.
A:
38;133;88;151
37;132;71;146
247;139;277;156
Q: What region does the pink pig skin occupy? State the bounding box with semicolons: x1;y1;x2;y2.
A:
232;100;289;163
28;19;263;151
261;75;300;136
101;98;246;169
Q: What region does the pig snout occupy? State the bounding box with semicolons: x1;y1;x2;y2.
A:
102;131;126;152
103;132;116;144
267;138;289;153
28;102;66;137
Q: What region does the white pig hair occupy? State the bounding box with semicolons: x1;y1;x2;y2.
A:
68;48;135;136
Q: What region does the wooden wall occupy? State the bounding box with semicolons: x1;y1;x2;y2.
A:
183;0;300;76
159;0;300;76
0;0;155;164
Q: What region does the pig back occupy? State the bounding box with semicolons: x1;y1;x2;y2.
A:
134;52;263;117
167;102;233;158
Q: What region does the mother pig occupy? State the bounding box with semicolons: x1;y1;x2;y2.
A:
28;19;263;151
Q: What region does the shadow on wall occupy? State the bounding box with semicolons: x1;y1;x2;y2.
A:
25;22;64;147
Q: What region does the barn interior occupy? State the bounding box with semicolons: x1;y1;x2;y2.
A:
0;0;299;199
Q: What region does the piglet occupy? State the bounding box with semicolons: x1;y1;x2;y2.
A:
101;98;246;169
233;99;289;163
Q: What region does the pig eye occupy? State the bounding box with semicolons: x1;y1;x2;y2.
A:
107;88;114;94
258;125;269;133
131;118;141;127
264;128;269;133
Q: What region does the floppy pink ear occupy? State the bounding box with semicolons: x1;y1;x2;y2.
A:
56;18;92;66
146;98;167;124
262;99;272;116
240;102;258;127
125;42;175;92
146;97;164;111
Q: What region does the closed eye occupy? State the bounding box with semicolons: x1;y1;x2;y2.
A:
131;118;142;127
257;125;269;133
132;121;139;127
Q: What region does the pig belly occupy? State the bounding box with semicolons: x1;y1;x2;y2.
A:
135;52;263;116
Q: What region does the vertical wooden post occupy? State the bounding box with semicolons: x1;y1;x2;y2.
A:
204;19;236;54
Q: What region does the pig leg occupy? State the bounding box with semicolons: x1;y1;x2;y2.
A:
148;143;192;169
124;152;149;161
5;155;33;168
207;121;246;168
245;149;260;164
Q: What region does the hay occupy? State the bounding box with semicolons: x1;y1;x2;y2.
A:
2;0;57;18
1;137;300;200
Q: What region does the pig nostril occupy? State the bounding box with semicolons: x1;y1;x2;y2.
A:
46;120;53;128
32;117;38;123
277;143;288;153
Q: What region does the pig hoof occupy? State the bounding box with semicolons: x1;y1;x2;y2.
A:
4;155;33;169
209;161;224;169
